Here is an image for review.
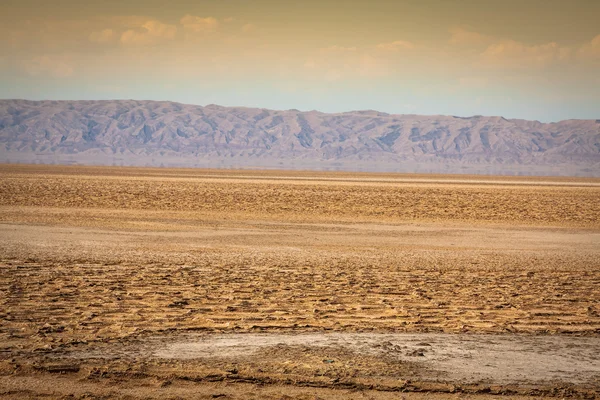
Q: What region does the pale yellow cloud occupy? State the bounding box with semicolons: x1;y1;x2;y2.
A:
120;19;177;45
180;15;218;34
2;11;596;93
375;40;414;51
23;55;73;78
241;23;256;33
480;40;571;68
449;27;489;46
448;27;574;69
320;45;357;53
304;59;317;69
577;34;600;60
89;29;115;44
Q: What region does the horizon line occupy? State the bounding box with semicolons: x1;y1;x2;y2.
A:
1;98;598;124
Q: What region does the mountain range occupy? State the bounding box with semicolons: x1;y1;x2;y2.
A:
1;99;599;176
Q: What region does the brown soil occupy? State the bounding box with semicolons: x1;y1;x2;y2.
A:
0;164;599;399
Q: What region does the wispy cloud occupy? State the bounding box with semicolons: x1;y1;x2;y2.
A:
120;19;177;46
320;45;358;53
89;29;115;44
448;27;489;46
180;15;219;34
479;40;570;68
241;23;256;33
375;40;414;51
446;27;574;69
577;34;600;61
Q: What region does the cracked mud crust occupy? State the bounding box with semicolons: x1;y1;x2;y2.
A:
1;164;599;399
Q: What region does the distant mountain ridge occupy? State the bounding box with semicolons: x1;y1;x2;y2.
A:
1;99;599;176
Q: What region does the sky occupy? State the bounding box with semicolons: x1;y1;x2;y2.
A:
0;0;599;122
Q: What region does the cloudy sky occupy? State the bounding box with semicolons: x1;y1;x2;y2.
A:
1;0;599;121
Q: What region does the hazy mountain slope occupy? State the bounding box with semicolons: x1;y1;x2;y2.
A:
1;100;599;175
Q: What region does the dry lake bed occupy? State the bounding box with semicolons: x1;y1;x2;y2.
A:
1;164;599;399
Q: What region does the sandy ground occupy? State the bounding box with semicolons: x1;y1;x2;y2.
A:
0;164;599;399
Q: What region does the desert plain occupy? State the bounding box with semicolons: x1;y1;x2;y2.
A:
0;164;599;399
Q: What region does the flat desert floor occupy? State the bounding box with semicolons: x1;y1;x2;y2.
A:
0;164;599;399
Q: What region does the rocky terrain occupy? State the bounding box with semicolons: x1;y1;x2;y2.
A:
0;100;599;175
